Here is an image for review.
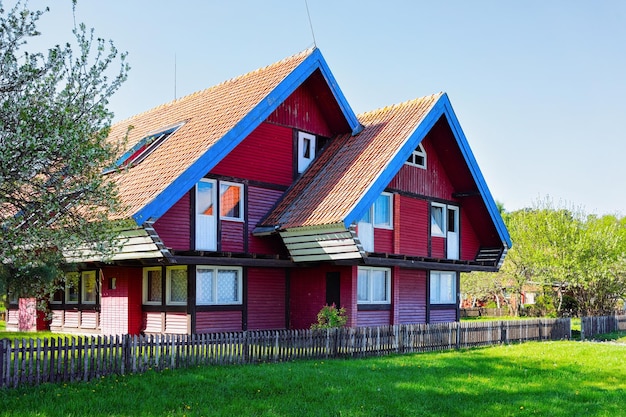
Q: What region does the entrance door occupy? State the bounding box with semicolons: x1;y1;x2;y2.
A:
326;272;341;307
196;179;217;251
446;206;459;260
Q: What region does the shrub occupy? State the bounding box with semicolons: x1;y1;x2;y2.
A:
311;304;347;329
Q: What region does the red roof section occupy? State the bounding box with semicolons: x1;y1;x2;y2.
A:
105;49;315;220
261;93;443;229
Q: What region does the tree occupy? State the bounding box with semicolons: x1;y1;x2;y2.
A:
0;1;129;297
500;198;626;317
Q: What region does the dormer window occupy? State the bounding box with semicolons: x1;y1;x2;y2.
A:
105;122;184;173
297;131;316;173
406;143;426;169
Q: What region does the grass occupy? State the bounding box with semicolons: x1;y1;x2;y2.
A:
0;341;624;416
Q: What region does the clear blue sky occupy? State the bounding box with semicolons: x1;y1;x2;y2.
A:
22;1;626;216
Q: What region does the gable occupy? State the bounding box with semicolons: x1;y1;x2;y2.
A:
106;48;361;225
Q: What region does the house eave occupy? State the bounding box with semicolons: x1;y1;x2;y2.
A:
279;223;364;263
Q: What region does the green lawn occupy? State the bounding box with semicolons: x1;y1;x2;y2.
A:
0;341;624;417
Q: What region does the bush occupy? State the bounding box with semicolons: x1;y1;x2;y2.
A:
311;304;347;329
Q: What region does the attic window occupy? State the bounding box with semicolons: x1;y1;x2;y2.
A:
297;131;316;173
406;143;426;169
105;123;184;173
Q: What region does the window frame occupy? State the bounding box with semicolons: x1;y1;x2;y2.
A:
219;181;244;222
142;267;163;305
357;266;391;305
81;270;98;305
431;202;447;237
65;272;80;304
195;266;243;306
405;143;427;169
165;266;188;306
430;271;457;305
373;192;393;229
297;131;316;173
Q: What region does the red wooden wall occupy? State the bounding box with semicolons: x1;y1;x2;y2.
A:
101;266;143;335
154;192;191;251
247;268;286;330
397;268;427;324
289;265;353;330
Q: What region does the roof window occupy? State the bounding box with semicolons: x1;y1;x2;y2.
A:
405;143;426;169
105;123;184;173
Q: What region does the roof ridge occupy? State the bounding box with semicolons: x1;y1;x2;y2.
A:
357;92;444;118
111;47;318;126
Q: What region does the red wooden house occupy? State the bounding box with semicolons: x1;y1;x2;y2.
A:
6;48;511;335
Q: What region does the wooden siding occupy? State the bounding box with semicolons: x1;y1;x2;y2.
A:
430;308;457;323
397;269;427;324
101;267;142;335
374;228;393;253
221;221;244;252
81;311;99;329
195;311;242;333
50;310;63;328
143;312;189;334
143;312;162;333
211;123;294;186
248;186;288;255
397;196;429;256
266;79;334;137
64;310;79;328
357;310;391;327
153;191;191;251
247;268;286;330
166;313;189;334
389;138;455;201
289;268;326;329
431;237;445;258
461;210;481;261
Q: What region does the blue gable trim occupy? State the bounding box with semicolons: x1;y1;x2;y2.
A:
344;94;511;248
132;48;361;224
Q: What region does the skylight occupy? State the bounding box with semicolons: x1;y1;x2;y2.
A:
105;123;184;173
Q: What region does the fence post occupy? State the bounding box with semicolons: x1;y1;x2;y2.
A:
0;339;5;388
456;322;461;350
122;334;131;375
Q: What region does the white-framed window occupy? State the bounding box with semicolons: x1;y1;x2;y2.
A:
297;131;316;173
65;272;80;304
81;271;98;304
219;181;244;221
357;267;391;304
143;267;163;305
430;271;457;304
361;192;393;229
431;202;446;237
166;266;188;306
196;266;243;305
373;192;393;228
406;143;426;169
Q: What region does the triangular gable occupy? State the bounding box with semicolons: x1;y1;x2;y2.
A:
130;48;362;225
345;93;511;249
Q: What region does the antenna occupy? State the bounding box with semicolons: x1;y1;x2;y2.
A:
174;53;177;100
304;0;317;47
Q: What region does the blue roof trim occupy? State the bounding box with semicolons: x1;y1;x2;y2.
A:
344;94;511;248
132;48;362;224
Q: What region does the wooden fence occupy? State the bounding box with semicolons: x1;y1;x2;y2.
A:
0;318;570;389
580;314;626;340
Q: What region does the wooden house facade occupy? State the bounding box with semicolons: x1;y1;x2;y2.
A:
6;48;511;335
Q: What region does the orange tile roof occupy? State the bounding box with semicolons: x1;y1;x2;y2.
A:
261;93;443;229
106;49;315;220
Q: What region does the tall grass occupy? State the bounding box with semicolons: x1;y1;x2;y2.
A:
0;341;624;416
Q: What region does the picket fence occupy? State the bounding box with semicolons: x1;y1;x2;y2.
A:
0;318;570;389
580;314;626;340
